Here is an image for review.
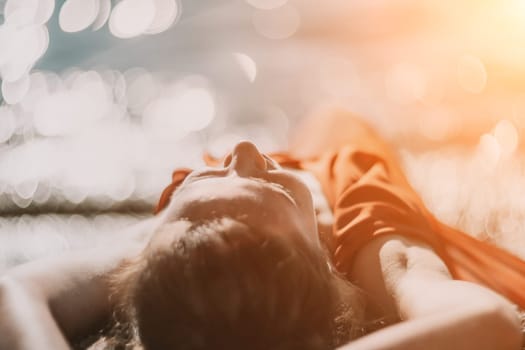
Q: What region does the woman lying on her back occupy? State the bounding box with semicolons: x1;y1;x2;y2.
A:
0;109;522;350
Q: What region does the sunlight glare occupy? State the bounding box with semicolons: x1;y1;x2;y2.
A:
59;0;99;33
4;0;54;25
109;0;156;38
1;74;30;104
233;52;257;83
246;0;288;10
125;69;160;114
493;119;519;156
146;0;180;35
143;87;215;138
91;0;112;31
319;56;359;97
477;133;501;169
251;4;300;40
457;55;487;94
0;106;16;143
385;62;427;104
418;108;456;141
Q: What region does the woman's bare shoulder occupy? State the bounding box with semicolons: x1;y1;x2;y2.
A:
0;216;160;342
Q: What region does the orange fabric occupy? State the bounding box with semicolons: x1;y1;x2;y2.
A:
287;112;525;309
155;118;525;309
296;147;525;310
154;168;192;214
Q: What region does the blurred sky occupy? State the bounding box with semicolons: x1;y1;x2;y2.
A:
37;1;229;70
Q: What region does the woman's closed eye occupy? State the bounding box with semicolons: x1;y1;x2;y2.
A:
188;168;226;181
262;154;281;170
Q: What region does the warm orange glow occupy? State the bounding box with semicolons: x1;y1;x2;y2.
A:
493;119;519;156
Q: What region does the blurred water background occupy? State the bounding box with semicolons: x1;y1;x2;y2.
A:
2;0;525;271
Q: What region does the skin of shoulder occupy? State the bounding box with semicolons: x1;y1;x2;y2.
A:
0;216;161;349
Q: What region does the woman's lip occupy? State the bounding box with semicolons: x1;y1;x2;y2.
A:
248;177;297;206
183;172;299;208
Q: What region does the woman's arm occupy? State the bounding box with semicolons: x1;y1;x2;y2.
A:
345;235;522;350
339;300;520;350
0;216;159;349
0;277;71;350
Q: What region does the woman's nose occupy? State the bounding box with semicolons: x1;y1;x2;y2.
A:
228;141;267;175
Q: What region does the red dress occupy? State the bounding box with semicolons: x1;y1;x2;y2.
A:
155;115;525;309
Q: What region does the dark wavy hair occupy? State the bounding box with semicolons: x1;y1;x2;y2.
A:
99;217;365;350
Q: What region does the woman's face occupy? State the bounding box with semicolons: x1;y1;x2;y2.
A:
160;141;320;247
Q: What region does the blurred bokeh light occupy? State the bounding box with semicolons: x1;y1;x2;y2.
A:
2;0;525;267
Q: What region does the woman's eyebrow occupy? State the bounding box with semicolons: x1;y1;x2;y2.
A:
191;167;225;177
262;154;281;169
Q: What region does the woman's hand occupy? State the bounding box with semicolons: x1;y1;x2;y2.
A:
346;235;522;350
